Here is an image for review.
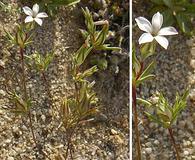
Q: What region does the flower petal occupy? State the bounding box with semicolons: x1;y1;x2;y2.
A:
152;12;163;33
155;36;169;49
135;17;152;33
158;27;178;36
24;16;34;23
138;33;154;44
33;3;39;16
23;6;33;16
34;18;43;26
36;12;48;18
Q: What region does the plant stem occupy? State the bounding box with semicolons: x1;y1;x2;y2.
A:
132;84;141;160
20;48;27;100
20;47;37;146
65;128;76;160
168;128;180;160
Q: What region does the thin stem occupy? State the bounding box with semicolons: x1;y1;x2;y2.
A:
168;128;180;160
20;47;37;146
65;128;76;160
132;84;141;160
20;48;27;100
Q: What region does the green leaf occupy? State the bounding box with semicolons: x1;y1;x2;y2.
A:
82;7;95;35
137;98;152;107
183;4;195;16
176;12;193;34
97;58;108;70
163;0;173;8
162;9;175;26
95;44;121;51
140;42;156;60
149;5;168;15
136;74;155;86
75;44;93;66
76;66;98;80
79;29;89;40
94;23;109;47
132;43;141;75
139;61;156;81
145;111;162;125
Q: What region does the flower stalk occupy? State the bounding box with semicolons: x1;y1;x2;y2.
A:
168;128;181;160
132;83;141;160
19;46;37;146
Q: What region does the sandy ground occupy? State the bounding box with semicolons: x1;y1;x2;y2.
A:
0;1;129;160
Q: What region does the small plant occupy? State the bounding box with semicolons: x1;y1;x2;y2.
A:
3;3;49;151
133;12;180;159
150;0;195;35
57;7;120;159
145;90;189;160
79;7;120;70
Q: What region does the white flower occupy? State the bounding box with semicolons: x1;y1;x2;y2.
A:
135;12;178;49
23;4;48;26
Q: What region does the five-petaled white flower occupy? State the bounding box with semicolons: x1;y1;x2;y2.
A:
23;4;48;26
135;12;178;49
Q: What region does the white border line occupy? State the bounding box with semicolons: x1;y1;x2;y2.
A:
129;0;132;159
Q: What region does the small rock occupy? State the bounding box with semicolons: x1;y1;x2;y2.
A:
186;39;193;46
5;139;11;144
7;157;14;160
190;59;195;69
154;140;159;145
192;141;195;148
110;129;118;135
178;121;185;128
145;142;152;147
0;89;6;96
41;115;46;122
183;150;189;156
145;148;152;154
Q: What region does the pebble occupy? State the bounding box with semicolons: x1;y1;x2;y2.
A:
154;140;159;145
145;148;152;154
192;141;195;147
0;89;6;96
5;139;11;144
41;115;46;122
184;150;190;156
7;157;14;160
110;129;118;135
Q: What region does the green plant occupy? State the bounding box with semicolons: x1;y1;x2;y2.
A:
132;42;156;160
23;0;81;16
2;3;49;152
144;90;189;160
133;12;183;160
79;7;121;70
150;0;195;35
57;7;120;159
